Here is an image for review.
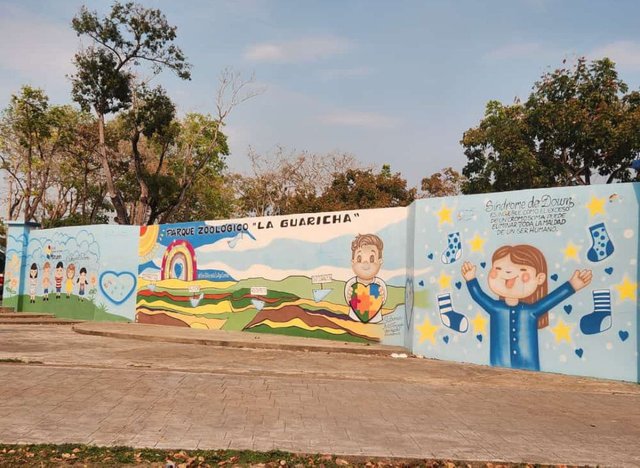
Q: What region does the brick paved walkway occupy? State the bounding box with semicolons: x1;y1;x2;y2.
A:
0;325;639;466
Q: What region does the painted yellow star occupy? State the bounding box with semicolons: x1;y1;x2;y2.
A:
436;204;453;225
586;196;606;217
550;319;573;343
614;276;637;302
471;312;488;334
562;241;581;262
437;271;452;290
417;317;439;344
468;233;486;253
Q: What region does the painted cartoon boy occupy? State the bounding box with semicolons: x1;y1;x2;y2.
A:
42;262;51;301
54;261;64;299
77;267;89;301
28;263;38;303
344;234;387;323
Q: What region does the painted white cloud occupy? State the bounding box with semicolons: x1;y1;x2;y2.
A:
591;40;640;70
244;36;353;63
200;208;409;253
0;4;77;79
485;42;543;60
196;262;430;285
319;110;400;129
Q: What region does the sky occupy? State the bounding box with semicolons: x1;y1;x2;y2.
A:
1;0;640;192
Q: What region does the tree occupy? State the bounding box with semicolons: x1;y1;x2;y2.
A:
234;148;362;216
420;167;466;198
70;1;191;224
0;87;84;222
461;57;640;193
315;164;416;211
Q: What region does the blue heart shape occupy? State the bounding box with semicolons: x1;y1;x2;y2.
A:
174;263;183;278
99;271;137;305
418;280;424;287
427;253;434;260
455;281;462;290
480;262;486;269
550;274;558;281
443;335;449;344
619;330;629;342
563;304;572;314
476;334;483;342
605;267;614;275
575;348;584;358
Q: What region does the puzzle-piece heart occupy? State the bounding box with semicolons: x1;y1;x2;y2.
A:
575;348;584;358
605;267;614;275
550;274;558;281
99;271;137;305
619;330;629;342
455;281;462;290
443;335;449;344
476;334;483;342
349;283;384;323
563;304;572;315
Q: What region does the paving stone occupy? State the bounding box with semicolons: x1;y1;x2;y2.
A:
0;324;639;466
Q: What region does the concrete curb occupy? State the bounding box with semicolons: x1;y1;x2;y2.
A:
0;313;56;319
72;322;409;356
0;318;83;325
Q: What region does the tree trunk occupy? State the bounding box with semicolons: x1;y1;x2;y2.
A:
131;130;150;225
97;112;130;224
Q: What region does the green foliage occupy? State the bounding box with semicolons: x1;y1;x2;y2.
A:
1;86;111;224
420;167;466;198
462;57;640;193
71;2;191;80
71;48;132;115
316;164;416;211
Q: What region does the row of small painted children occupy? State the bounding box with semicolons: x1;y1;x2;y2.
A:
28;262;91;303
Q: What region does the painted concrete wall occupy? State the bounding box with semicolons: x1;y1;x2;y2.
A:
136;208;409;346
411;183;639;382
3;224;139;322
3;183;639;382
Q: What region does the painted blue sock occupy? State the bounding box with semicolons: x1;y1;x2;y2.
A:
587;223;614;262
441;232;462;264
437;292;468;333
580;289;612;335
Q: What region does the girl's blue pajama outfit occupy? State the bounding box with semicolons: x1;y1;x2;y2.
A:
465;278;575;371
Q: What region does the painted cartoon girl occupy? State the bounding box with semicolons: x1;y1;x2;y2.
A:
29;263;38;303
461;244;592;371
65;264;76;299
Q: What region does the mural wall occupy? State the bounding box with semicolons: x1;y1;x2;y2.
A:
3;183;639;382
411;183;639;382
3;225;138;322
136;208;409;346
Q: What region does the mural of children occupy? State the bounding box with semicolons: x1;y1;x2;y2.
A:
54;262;64;299
65;263;76;299
344;234;387;324
42;262;51;301
29;263;38;303
461;244;592;371
77;267;89;301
